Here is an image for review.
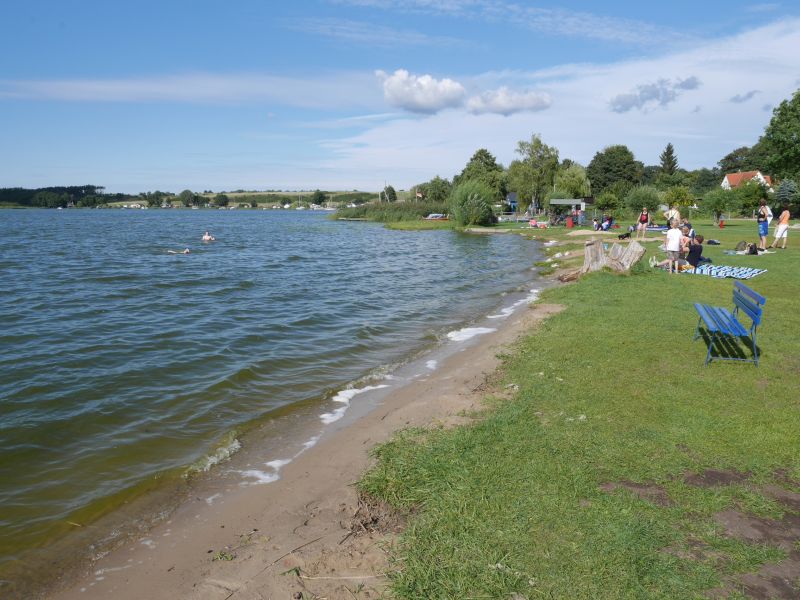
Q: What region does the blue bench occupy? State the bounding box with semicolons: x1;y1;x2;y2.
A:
693;281;766;366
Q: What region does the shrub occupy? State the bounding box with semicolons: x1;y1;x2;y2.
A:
624;185;661;213
449;181;495;226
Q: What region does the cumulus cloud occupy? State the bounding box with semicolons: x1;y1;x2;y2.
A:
730;89;761;103
466;87;551;115
609;76;701;113
375;69;466;113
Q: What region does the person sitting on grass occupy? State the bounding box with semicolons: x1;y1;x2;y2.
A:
686;234;704;270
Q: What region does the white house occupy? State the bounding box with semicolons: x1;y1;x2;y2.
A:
720;170;774;192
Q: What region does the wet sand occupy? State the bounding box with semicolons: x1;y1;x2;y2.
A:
46;302;564;600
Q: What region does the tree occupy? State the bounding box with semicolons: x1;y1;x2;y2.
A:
383;185;397;203
595;191;620;213
586;145;642;196
716;144;769;174
701;188;743;222
453;148;507;201
641;165;661;186
213;193;229;207
761;89;800;180
554;164;591;198
663;186;694;210
514;134;559;209
690;168;721;195
449;180;494;226
624;185;661;213
776;179;797;211
659;143;678;175
733;180;769;214
415;176;451;203
178;189;195;207
310;189;328;205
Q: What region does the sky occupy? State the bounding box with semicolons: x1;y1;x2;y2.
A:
1;0;799;194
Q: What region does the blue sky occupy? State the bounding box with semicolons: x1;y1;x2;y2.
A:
2;0;799;193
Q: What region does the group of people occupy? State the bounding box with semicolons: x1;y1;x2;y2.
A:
592;214;615;231
757;200;791;251
650;216;705;273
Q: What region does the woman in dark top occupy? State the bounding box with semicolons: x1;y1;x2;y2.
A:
636;207;649;240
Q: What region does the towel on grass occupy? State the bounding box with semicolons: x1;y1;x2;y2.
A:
683;264;767;279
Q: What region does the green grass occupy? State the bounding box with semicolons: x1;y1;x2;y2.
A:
359;219;800;599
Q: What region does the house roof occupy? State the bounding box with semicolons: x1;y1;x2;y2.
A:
724;170;773;188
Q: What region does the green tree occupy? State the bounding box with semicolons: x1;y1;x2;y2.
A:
453;148;506;201
761;89;800;180
701;188;740;223
310;189;328;205
586;145;642;196
416;176;451;203
449;180;494;226
663;186;694;210
554;163;591;198
624;185;661;213
383;185;397;203
659;143;678;175
513;134;559;210
641;165;661;186
594;191;620;213
178;189;195;207
776;179;797;212
733;180;769;214
213;193;229;207
690;168;721;195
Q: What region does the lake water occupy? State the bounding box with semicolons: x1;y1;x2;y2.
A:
0;208;542;588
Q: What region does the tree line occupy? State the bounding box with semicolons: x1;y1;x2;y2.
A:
400;88;800;226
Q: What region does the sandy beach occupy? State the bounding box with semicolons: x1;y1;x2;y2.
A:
44;301;564;600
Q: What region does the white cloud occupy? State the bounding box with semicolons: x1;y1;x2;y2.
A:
375;69;466;113
333;0;689;46
319;19;800;188
284;17;463;47
609;76;701;113
0;72;383;110
466;87;551;115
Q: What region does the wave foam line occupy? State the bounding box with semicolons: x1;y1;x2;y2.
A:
446;327;496;342
319;384;389;425
488;289;540;319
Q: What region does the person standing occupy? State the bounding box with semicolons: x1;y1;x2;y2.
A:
636;207;650;240
664;204;681;227
756;200;770;251
665;220;683;273
769;204;791;249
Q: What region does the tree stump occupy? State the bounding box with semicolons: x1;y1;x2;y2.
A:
581;238;645;273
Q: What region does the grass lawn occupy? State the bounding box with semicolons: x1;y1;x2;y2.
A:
359;219;800;599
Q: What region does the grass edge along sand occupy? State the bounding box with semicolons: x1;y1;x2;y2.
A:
359;224;800;599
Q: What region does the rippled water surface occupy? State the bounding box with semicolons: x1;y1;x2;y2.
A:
0;208;540;570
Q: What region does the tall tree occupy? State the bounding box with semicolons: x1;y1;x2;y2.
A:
761;89;800;180
586;145;642;196
659;143;678;175
506;134;559;210
554;164;591;198
383;185;397;203
178;189;195;207
453;148;506;201
415;176;451;203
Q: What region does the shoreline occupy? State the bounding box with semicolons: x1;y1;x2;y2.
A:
39;282;564;600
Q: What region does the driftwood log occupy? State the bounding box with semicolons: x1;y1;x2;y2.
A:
581;238;646;274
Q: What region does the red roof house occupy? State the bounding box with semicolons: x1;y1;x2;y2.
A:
721;170;773;191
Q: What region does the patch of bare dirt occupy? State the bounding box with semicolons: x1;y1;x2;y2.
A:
684;469;751;487
599;481;673;507
348;493;407;539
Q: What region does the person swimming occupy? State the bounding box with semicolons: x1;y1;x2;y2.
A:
202;231;215;242
167;248;190;254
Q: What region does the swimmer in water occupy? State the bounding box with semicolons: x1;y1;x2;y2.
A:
202;231;215;242
167;248;190;254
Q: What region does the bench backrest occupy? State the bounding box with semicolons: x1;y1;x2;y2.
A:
733;281;765;326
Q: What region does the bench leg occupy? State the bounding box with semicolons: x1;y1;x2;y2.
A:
693;317;703;341
705;332;717;366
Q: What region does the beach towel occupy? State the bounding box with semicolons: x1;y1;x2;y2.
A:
682;264;767;280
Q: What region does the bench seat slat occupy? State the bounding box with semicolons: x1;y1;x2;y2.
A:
694;303;747;337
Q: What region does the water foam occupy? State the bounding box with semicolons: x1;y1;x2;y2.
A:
446;327;496;342
238;434;323;485
319;384;389;425
426;360;437;370
488;289;540;319
187;437;242;474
